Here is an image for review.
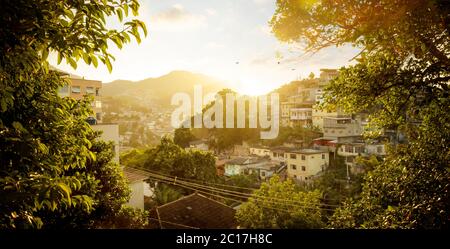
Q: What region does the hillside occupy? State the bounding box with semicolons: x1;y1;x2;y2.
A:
102;71;228;106
272;78;319;101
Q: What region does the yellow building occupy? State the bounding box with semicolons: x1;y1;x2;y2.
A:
286;149;329;182
58;77;103;123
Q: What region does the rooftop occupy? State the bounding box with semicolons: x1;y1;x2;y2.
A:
226;156;267;165
151;193;236;229
123;167;149;183
270;146;296;153
291;148;328;154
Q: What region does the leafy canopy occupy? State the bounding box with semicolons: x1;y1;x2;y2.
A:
0;0;147;228
236;175;324;229
271;0;450;228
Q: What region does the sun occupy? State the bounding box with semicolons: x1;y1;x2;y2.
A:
226;77;274;96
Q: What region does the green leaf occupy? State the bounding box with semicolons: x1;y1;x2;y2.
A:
105;58;112;73
82;53;91;64
57;53;63;64
123;4;129;16
91;55;98;67
117;8;123;22
41;48;49;61
67;57;77;69
38;141;49;154
12;121;27;133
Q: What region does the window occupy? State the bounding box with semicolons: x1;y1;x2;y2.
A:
86;87;95;94
96;112;102;121
345;145;353;153
305;177;308;180
95;88;100;96
301;155;306;160
273;152;276;157
261;171;266;177
322;154;325;159
301;166;306;171
293;175;297;179
291;164;297;170
290;154;296;159
71;86;81;94
95;100;102;108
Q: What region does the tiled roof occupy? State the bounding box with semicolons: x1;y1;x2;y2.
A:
123;167;149;183
150;193;236;229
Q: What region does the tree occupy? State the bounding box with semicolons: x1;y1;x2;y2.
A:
0;0;147;228
122;137;217;182
121;137;218;204
35;138;148;228
271;0;450;228
227;174;260;190
174;128;195;148
236;175;324;229
94;206;150;229
153;183;184;206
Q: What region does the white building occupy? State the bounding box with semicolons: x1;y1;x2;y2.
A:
91;123;120;163
123;168;148;210
249;146;271;157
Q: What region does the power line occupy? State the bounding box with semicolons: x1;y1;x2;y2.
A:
146;174;336;212
127;167;340;209
146;173;339;209
152;176;331;214
126;166;344;203
127;167;259;191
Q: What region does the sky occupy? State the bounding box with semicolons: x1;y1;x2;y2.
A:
49;0;360;95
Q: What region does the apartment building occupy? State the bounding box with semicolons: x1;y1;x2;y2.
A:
280;101;294;127
280;68;341;129
59;77;103;123
54;69;143;209
322;116;363;140
286;149;329;182
311;68;340;131
289;107;313;127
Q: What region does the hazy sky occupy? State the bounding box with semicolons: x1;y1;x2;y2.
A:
49;0;360;95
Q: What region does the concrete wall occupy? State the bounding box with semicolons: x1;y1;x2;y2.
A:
91;124;120;163
127;181;144;210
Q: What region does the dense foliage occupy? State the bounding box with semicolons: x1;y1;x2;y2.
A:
236;175;324;229
0;0;147;228
271;0;450;228
121;137;218;204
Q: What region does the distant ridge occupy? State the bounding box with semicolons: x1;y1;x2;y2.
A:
102;70;228;105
